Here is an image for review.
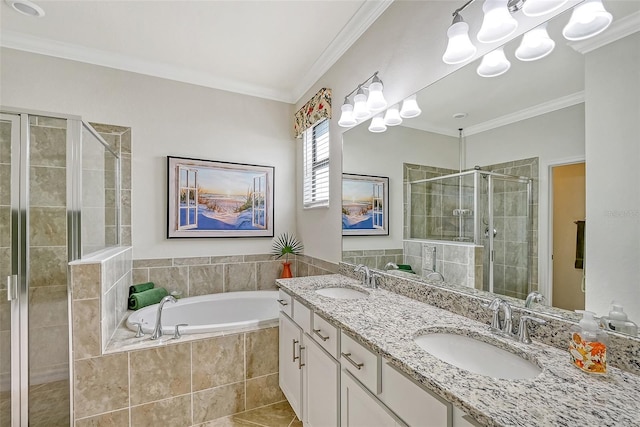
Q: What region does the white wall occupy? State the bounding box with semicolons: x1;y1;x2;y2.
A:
342;124;458;252
0;48;296;259
467;104;586;302
585;32;640;323
294;0;578;263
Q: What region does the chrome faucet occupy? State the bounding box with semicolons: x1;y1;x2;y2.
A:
150;295;177;340
354;264;379;288
518;315;546;344
384;262;399;270
483;297;514;336
524;291;545;308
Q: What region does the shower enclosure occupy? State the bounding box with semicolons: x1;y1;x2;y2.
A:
0;109;120;426
407;169;532;299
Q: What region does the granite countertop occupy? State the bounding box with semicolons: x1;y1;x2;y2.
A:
277;274;640;427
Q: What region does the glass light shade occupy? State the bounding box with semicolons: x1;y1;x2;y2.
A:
477;0;518;44
442;17;477;65
368;114;387;133
522;0;568;17
338;103;357;127
562;0;612;41
400;95;422;119
353;91;370;120
384;106;403;126
477;47;511;77
366;81;387;111
515;24;556;61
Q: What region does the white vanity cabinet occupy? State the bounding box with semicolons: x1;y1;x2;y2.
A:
279;312;304;420
341;370;401;427
305;329;340;426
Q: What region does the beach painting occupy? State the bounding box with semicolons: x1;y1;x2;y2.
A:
167;156;274;238
342;173;388;236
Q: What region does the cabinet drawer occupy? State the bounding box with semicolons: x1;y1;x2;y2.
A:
293;298;312;335
380;362;450;427
312;312;339;358
340;331;380;394
277;289;292;317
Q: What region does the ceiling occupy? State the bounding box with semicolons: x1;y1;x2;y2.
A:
0;0;393;103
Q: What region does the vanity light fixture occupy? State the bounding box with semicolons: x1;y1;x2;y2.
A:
399;94;422;119
5;0;45;17
442;0;613;74
368;114;387;133
515;22;555;61
337;71;388;128
477;46;511;77
384;105;403;126
562;0;612;41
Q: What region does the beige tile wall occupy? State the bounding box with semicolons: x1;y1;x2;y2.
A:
342;249;403;270
71;252;336;426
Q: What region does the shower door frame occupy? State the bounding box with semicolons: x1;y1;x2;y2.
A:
2;107;85;427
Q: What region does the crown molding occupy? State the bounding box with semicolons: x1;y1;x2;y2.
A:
290;0;394;104
1;0;393;104
464;92;585;136
568;10;640;54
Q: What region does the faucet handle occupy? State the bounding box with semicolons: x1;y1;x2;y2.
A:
482;298;504;330
371;273;382;289
132;322;145;338
518;315;546;344
173;324;188;339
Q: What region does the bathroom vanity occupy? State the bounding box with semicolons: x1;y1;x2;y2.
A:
277;274;640;427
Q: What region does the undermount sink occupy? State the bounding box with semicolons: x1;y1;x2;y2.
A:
414;332;542;380
315;287;368;300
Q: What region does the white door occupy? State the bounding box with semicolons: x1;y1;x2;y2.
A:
341;370;398;427
279;313;303;420
305;334;339;427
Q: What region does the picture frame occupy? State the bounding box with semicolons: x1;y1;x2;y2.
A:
342;173;389;236
167;156;274;238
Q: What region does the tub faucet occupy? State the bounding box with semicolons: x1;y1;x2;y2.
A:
525;291;545;308
150;295;177;340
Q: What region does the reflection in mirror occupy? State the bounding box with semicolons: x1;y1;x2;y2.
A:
341;1;640;334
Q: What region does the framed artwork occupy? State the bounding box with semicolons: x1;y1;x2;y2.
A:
167;156;274;238
342;173;389;236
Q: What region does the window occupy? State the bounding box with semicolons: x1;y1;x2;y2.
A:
178;166;198;230
303;119;329;208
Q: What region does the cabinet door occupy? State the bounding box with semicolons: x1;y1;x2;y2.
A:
279;313;303;420
341;370;400;427
305;333;339;427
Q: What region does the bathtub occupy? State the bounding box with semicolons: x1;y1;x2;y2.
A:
126;290;279;335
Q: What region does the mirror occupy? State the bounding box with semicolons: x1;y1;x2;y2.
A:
342;1;640;333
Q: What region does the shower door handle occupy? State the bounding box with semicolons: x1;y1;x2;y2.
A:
6;275;18;301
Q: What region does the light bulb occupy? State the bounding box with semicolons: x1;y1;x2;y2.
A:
352;88;370;120
384;106;403;126
368;114;387;133
366;76;387;111
477;0;518;44
522;0;568;17
400;94;422;119
338;102;357;128
477;47;511;77
563;0;612;41
515;23;555;61
442;14;477;65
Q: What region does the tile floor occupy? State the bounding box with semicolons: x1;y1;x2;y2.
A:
200;400;302;427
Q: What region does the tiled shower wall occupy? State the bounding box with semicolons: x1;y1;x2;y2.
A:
403;240;483;288
341;248;403;270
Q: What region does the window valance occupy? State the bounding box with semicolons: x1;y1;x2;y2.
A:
294;88;332;139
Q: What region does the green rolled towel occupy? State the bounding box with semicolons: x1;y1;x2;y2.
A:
128;288;168;310
129;282;154;296
397;264;413;271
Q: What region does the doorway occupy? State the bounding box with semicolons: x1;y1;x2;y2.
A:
551;162;586;311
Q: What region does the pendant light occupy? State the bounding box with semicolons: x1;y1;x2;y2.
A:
400;94;422;119
562;0;612;41
522;0;568;17
368;114;387;133
515;23;556;61
338;98;357;128
384;105;403;126
477;47;511;77
352;87;370;120
442;13;477;65
477;0;518;44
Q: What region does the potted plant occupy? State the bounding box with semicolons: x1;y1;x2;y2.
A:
272;232;304;278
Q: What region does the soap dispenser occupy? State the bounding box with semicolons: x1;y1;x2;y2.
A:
569;310;608;374
600;303;639;336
